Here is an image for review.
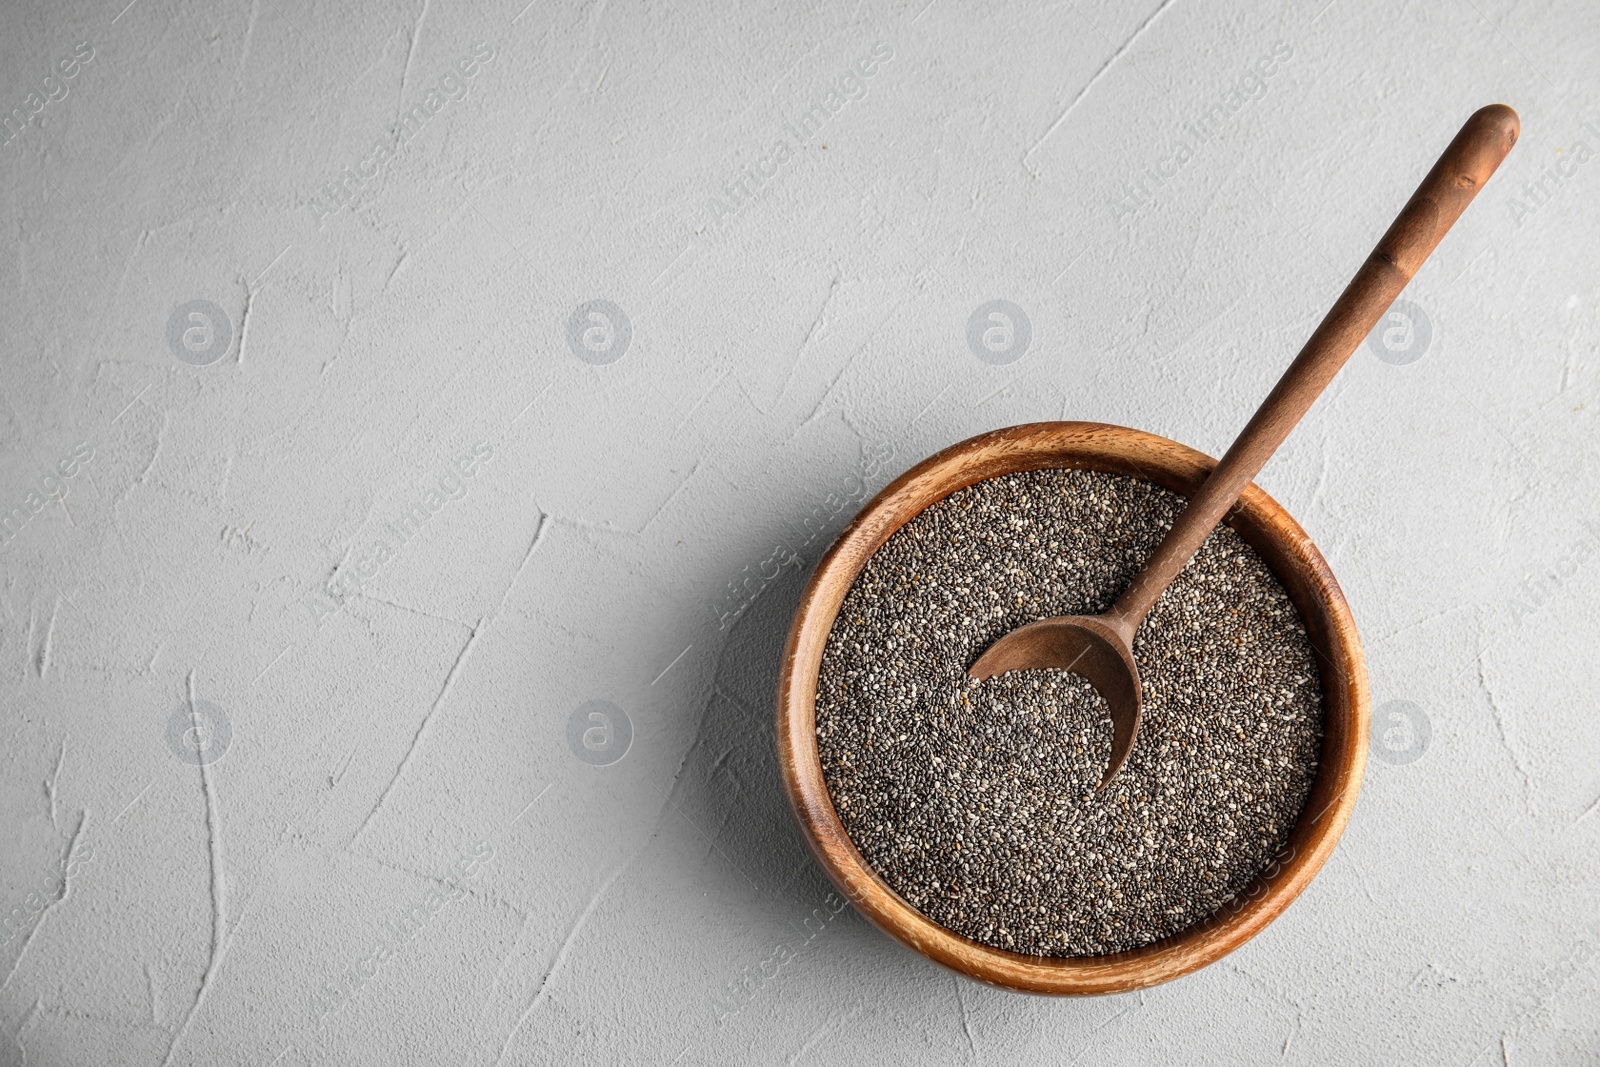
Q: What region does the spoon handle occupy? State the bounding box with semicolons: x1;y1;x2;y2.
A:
1108;104;1520;634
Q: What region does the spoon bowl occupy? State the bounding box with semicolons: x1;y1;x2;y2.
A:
966;613;1142;788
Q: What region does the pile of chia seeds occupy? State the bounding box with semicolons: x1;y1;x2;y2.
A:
815;468;1323;957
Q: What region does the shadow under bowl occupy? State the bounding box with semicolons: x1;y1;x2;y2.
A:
775;421;1369;995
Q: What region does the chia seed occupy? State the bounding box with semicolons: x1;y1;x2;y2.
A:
815;467;1323;957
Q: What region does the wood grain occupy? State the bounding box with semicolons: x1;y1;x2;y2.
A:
775;422;1369;995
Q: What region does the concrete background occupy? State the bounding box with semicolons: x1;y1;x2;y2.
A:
1;0;1597;1063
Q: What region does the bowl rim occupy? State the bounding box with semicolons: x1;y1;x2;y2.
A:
775;420;1369;995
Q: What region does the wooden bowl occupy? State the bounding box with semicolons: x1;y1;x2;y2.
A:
775;421;1368;995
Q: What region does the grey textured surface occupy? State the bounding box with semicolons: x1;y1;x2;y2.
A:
0;0;1596;1064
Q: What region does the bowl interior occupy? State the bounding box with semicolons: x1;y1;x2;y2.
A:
775;422;1369;995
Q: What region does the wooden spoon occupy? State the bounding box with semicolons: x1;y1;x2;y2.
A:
969;104;1519;788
